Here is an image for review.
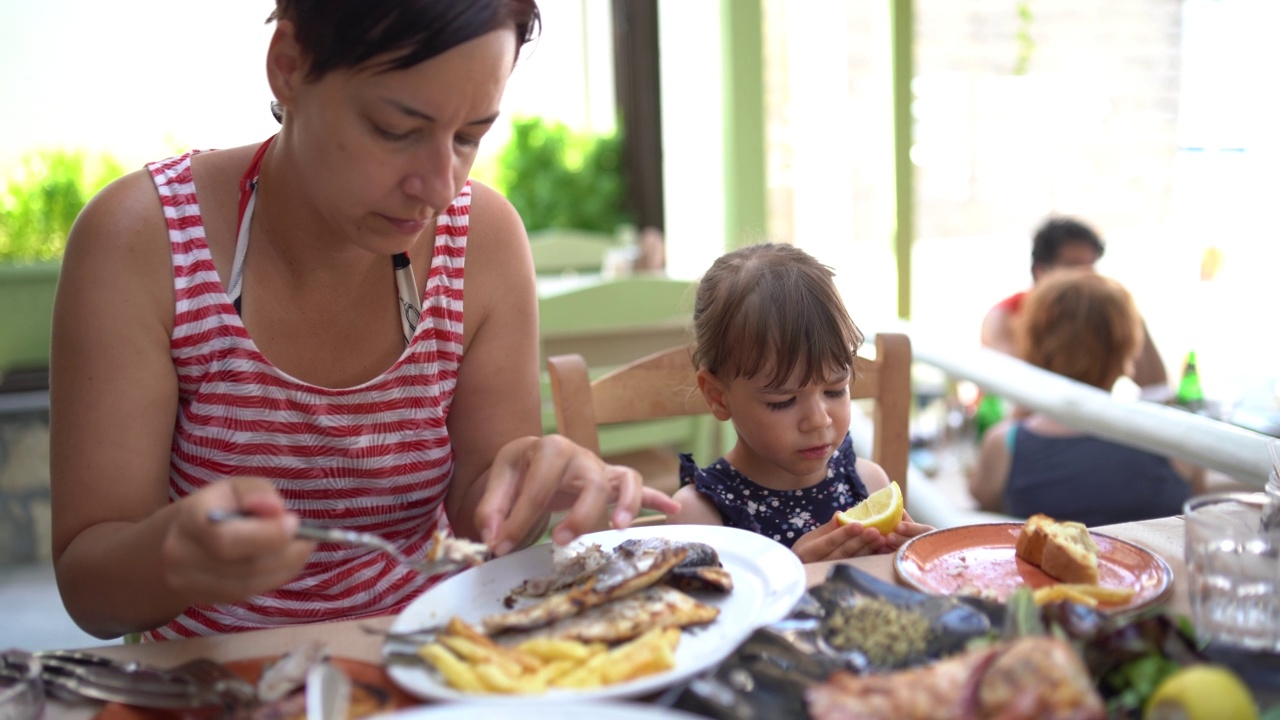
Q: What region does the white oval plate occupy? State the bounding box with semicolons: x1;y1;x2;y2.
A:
371;700;706;720
383;524;805;704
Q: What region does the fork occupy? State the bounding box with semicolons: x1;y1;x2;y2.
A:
170;658;258;706
206;509;468;575
35;652;256;709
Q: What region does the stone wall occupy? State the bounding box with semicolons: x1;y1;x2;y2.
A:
0;392;51;566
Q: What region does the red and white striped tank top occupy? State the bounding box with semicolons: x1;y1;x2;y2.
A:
145;151;468;640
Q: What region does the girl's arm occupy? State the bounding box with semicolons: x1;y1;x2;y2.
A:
667;485;724;526
51;172;310;639
968;419;1015;512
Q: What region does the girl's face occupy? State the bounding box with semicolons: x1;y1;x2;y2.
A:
271;27;516;255
705;363;852;489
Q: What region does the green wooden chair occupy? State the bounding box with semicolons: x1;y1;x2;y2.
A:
537;275;705;459
528;228;617;276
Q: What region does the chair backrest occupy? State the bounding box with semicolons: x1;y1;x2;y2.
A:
547;332;913;507
538;276;697;369
528;228;616;275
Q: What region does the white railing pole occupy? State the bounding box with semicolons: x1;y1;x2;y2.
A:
899;328;1273;488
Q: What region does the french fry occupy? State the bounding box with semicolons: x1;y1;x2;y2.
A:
418;643;486;693
550;649;612;689
441;618;541;672
516;637;595;663
1033;585;1097;607
599;628;678;684
474;662;531;694
423;616;687;694
662;626;682;651
1058;583;1137;604
438;635;525;677
530;658;580;685
1033;582;1136;607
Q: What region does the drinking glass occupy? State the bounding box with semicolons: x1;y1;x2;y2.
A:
0;650;44;720
1184;492;1280;652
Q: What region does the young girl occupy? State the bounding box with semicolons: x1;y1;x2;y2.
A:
667;243;932;563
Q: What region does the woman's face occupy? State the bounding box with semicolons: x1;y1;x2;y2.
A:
276;28;516;255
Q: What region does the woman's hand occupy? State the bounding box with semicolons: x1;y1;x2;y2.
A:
882;511;933;552
791;517;887;563
159;477;315;605
475;435;681;556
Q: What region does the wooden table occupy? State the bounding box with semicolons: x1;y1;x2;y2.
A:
46;516;1187;718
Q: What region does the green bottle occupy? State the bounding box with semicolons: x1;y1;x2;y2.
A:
974;393;1006;438
1176;351;1205;411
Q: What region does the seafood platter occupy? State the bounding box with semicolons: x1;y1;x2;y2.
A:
383;524;807;702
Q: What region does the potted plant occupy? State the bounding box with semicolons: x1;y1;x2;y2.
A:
495;116;630;236
0;150;122;382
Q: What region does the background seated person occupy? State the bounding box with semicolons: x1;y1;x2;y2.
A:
969;270;1204;525
981;216;1167;390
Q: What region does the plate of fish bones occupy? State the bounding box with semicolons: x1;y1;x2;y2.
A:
383;524;807;703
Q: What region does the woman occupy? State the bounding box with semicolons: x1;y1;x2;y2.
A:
968;269;1202;526
50;0;677;640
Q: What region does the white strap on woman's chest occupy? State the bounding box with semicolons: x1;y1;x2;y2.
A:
226;185;422;345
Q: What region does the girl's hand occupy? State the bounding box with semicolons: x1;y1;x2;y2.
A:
160;477;315;605
791;517;887;563
882;511;934;551
476;435;681;556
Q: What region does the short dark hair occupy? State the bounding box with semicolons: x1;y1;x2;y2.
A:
1031;217;1105;267
691;243;864;389
269;0;541;81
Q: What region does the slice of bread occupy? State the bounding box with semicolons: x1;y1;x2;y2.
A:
1015;514;1100;584
1014;513;1054;566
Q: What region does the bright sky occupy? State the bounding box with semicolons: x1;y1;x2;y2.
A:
0;0;613;174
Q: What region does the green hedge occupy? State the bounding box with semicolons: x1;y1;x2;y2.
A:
0;150;124;263
495;117;630;236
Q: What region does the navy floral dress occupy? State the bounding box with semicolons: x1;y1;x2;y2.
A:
678;433;869;548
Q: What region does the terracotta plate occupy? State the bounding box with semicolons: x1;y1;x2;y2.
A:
894;522;1173;612
94;656;417;720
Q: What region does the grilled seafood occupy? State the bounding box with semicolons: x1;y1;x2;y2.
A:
483;545;690;634
509;543;610;598
508;537;731;603
615;537;722;567
805;636;1104;720
498;585;720;645
425;530;491;568
484;536;732;642
617;538;733;593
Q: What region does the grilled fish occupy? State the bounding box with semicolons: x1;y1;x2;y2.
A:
618;537;733;593
425;530;491;568
664;565;734;594
498;585;720;645
483;545;689;635
616;538;722;568
509;543;611;598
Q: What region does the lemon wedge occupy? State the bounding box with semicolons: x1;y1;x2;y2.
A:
835;481;903;535
1144;665;1257;720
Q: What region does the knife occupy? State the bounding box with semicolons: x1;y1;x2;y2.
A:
305;662;352;720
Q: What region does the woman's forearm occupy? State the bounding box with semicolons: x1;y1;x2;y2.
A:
54;507;192;639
